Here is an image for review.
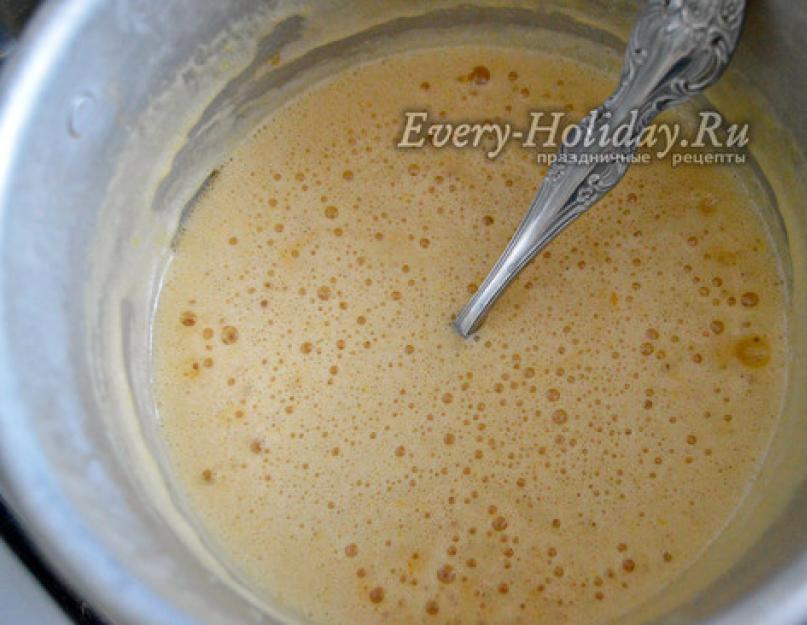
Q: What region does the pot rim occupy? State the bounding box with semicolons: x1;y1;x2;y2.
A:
0;2;201;624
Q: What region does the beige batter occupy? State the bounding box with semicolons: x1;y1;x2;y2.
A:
152;46;787;625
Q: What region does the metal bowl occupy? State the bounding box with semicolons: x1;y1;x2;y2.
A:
0;1;805;623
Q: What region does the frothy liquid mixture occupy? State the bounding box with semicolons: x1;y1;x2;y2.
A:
153;46;787;625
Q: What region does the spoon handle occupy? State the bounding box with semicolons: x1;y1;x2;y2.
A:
454;0;746;337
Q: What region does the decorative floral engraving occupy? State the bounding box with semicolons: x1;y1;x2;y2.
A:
543;0;746;218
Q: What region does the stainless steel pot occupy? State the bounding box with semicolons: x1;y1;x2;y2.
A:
0;1;806;624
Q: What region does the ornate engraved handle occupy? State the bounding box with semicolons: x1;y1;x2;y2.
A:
454;0;746;337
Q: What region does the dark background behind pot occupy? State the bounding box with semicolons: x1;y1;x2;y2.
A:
0;0;39;65
0;0;39;37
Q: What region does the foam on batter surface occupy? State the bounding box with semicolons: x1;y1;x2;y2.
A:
153;46;787;625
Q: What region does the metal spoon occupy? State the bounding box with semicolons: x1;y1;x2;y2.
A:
454;0;746;337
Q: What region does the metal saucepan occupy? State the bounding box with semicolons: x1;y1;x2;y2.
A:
0;1;806;624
